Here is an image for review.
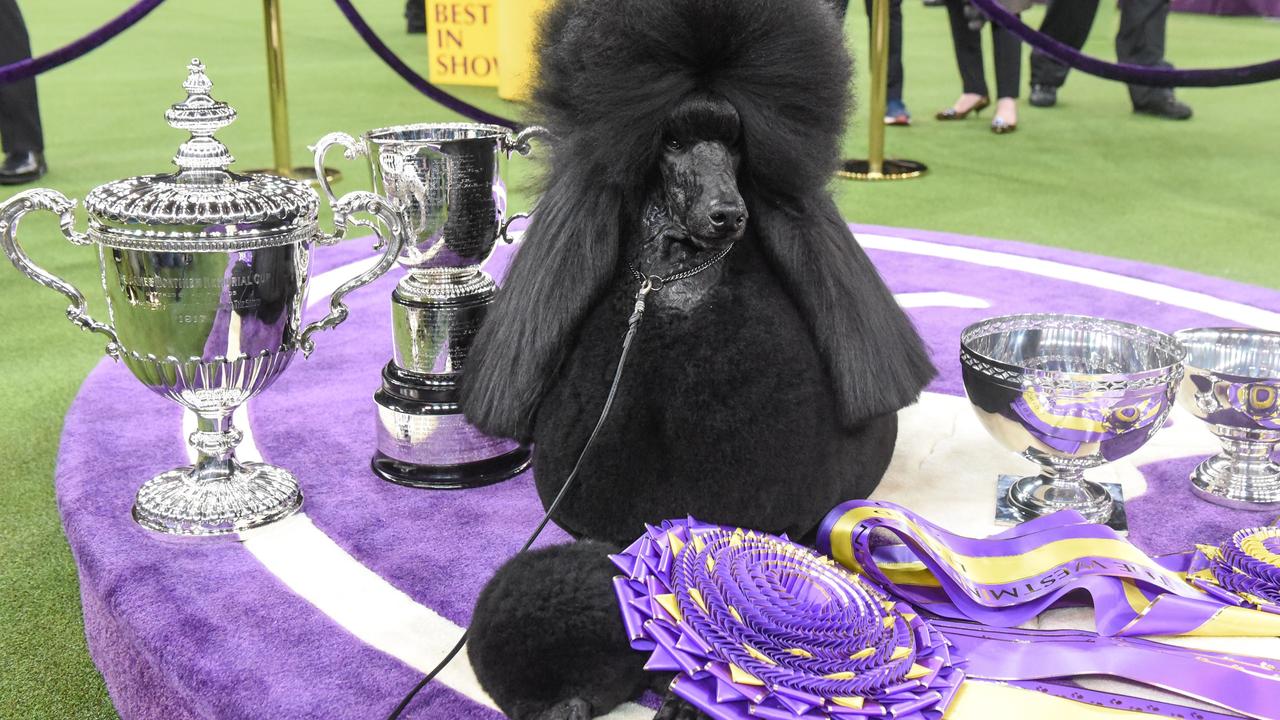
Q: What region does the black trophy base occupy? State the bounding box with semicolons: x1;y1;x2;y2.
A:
372;362;531;490
371;447;532;490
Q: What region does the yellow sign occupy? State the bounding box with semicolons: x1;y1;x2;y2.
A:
497;0;549;100
427;1;501;87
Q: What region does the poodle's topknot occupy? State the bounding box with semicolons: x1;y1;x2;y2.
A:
462;0;935;441
532;0;851;201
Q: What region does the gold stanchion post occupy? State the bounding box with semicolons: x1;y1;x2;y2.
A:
251;0;341;184
840;0;926;181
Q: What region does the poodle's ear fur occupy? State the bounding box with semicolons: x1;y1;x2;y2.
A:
461;168;626;441
461;0;936;439
755;197;936;426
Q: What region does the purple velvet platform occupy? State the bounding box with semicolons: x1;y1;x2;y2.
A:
56;226;1280;720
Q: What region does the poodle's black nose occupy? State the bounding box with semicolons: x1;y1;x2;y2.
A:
708;203;747;232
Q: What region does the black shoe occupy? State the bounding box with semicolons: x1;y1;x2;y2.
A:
0;151;46;185
405;0;425;33
1028;84;1057;108
1134;95;1193;120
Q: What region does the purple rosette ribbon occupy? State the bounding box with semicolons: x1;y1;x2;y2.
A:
1187;527;1280;611
611;519;964;719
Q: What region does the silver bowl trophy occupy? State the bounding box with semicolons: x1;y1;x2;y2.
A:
1174;328;1280;509
961;314;1185;531
312;123;544;489
0;60;404;537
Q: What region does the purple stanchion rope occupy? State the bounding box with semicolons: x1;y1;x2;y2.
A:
330;0;520;128
968;0;1280;87
0;0;167;85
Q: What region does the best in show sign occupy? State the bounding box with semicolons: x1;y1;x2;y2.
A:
428;2;500;87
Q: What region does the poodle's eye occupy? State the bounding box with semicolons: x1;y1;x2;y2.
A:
665;138;684;151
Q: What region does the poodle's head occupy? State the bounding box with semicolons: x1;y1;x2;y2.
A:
646;92;747;256
530;0;852;212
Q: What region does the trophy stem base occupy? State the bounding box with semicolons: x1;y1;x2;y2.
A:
372;447;531;490
995;473;1127;532
132;461;303;538
1191;451;1280;510
837;158;928;181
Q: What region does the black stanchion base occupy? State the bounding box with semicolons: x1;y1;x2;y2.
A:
371;447;532;491
838;158;928;181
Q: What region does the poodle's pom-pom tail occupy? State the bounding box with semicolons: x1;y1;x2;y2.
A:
468;541;648;720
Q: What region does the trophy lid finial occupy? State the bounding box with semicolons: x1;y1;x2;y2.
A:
81;58;319;245
165;58;237;172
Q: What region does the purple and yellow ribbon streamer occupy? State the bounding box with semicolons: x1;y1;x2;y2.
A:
816;500;1280;638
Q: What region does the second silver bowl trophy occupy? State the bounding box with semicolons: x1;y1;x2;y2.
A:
313;123;545;489
962;314;1186;530
1174;328;1280;509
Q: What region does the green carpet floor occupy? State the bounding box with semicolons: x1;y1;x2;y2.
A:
0;0;1276;717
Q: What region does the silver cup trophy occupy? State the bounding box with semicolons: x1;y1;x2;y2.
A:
312;123;544;489
961;314;1185;530
0;60;404;537
1174;328;1280;509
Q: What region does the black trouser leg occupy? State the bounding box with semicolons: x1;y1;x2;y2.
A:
1030;0;1101;88
943;0;989;97
1118;0;1173;106
991;16;1022;100
863;0;905;103
0;0;43;154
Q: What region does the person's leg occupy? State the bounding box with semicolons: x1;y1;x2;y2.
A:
992;16;1022;100
1030;0;1101;91
864;0;908;121
0;0;44;156
991;16;1021;131
1118;0;1187;116
942;0;989;99
886;0;904;104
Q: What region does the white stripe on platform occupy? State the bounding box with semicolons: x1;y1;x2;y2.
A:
894;292;990;309
858;234;1280;330
190;230;1280;718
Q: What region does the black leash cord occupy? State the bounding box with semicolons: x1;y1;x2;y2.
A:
386;246;731;719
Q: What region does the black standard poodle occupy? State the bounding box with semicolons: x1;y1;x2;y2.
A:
458;0;936;718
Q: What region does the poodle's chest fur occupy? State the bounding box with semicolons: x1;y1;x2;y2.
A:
531;239;878;546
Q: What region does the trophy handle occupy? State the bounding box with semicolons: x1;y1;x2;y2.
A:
496;126;551;243
499;211;531;244
502;125;551;158
0;189;120;357
297;191;405;357
309;131;368;207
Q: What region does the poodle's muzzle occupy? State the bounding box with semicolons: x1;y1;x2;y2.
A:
661;139;747;250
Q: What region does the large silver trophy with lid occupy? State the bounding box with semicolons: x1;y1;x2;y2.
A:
313;123;544;489
0;60;405;537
